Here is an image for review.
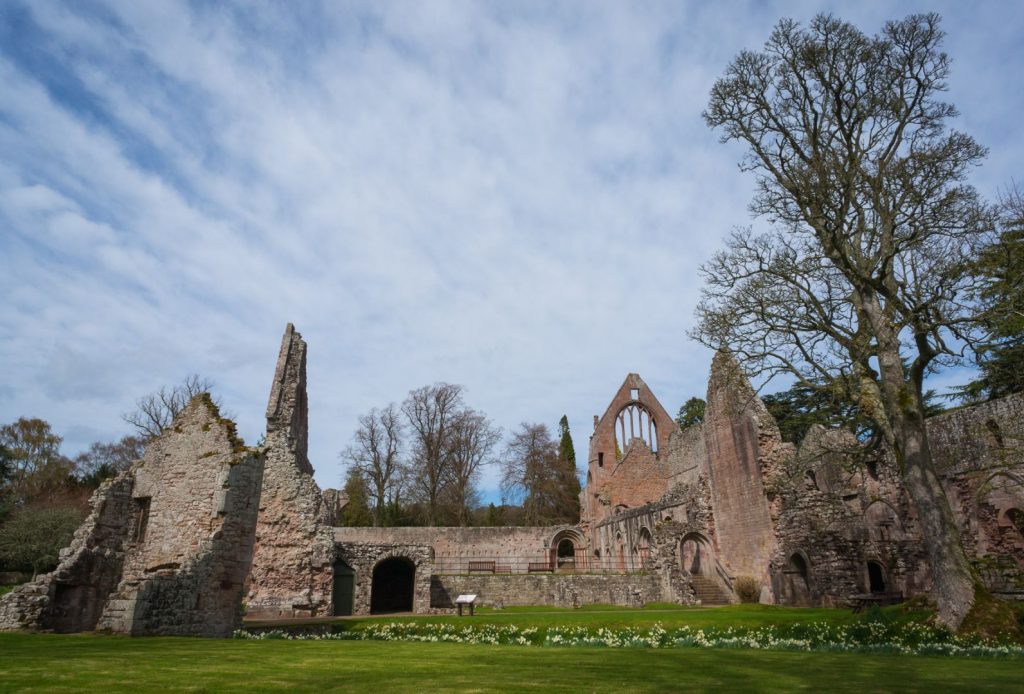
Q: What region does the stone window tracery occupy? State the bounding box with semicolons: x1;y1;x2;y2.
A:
615;402;658;454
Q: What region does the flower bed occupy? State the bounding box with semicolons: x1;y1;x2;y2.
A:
235;620;1024;658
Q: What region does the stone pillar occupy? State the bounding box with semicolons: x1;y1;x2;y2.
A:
246;324;336;619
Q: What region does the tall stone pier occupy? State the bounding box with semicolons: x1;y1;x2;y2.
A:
245;324;336;618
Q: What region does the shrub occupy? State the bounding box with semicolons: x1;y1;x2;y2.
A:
734;575;760;603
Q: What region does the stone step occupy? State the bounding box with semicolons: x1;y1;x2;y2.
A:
690;576;733;605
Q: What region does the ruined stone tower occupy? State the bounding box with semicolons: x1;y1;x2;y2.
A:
245;323;336;619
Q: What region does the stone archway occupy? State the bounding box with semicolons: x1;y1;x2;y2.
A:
371;557;415;614
783;552;812;606
680;532;714;577
867;560;887;594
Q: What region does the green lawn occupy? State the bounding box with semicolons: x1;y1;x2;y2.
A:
1;631;1022;692
246;603;921;633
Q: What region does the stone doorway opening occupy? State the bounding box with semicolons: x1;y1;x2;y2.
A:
371;557;415;614
333;560;355;616
867;560;886;594
680;532;713;577
784;552;812;606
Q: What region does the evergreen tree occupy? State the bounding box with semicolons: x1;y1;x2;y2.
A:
556;415;581;523
340;467;373;527
960;185;1024;400
675;397;706;429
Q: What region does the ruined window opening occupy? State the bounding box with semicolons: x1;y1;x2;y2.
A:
135;498;151;543
985;419;1004;448
638;528;652;569
630;388;640;400
598;452;604;467
867;561;886;594
615;402;657;454
804;470;819;491
865;460;879;481
1006;508;1024;536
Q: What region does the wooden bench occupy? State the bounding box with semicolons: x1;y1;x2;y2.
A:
468;561;495;574
851;593;904;613
494;564;512;574
528;562;553;573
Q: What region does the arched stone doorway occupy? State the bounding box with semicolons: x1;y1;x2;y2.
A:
550;528;586;572
371;557;415;614
867;560;886;594
783;552;812;606
680;533;713;577
637;527;652;569
333;560;355;616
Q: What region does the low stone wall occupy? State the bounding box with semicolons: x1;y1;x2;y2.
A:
430;573;669;610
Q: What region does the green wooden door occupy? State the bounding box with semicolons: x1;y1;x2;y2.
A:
333;561;355;616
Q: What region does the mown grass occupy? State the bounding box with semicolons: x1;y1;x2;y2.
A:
1;631;1022;692
246;603;927;634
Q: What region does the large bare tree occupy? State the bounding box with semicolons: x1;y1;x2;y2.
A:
402;383;464;526
501;423;563;526
698;13;990;628
445;410;501;526
123;374;226;439
341;404;404;527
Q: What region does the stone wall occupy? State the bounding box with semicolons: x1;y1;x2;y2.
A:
2;395;264;637
431;573;668;609
583;374;681;525
95;395;264;637
702;351;788;595
246;324;336;619
334;543;433;615
0;473;136;632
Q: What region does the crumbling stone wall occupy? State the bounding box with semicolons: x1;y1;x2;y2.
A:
0;473;136;632
1;395;264;637
582;374;680;525
702;352;789;597
246;324;336;619
95;395;264;637
431;573;666;609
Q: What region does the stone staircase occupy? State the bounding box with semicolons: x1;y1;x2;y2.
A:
690;575;733;606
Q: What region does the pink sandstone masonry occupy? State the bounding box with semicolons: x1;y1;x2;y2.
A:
245;324;336;619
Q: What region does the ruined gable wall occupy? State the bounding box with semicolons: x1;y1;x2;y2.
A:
0;473;136;632
770;426;930;606
246;324;336;619
702;351;787;592
96;395;264;637
583;374;680;525
926;393;1024;593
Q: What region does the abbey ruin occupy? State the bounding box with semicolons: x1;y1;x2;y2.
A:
2;324;1022;634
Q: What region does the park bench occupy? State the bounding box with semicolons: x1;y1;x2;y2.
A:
851;592;904;613
468;561;495;573
494;564;512;574
528;561;554;573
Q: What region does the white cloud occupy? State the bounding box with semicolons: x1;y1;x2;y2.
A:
0;1;1021;494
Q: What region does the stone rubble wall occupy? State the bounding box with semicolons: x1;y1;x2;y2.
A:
0;473;136;632
334;543;433;615
431;572;667;610
246;324;335;619
2;395;263;637
95;395;264;637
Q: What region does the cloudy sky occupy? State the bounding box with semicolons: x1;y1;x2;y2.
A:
2;1;1022;497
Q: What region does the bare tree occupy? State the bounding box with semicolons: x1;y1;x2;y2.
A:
501;423;562;526
341;404;404;527
123;374;226;439
401;383;464;526
698;13;991;627
445;409;501;526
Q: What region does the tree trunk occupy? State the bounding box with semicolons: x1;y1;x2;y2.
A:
868;304;976;629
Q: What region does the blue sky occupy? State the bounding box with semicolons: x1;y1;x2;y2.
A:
1;1;1022;497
